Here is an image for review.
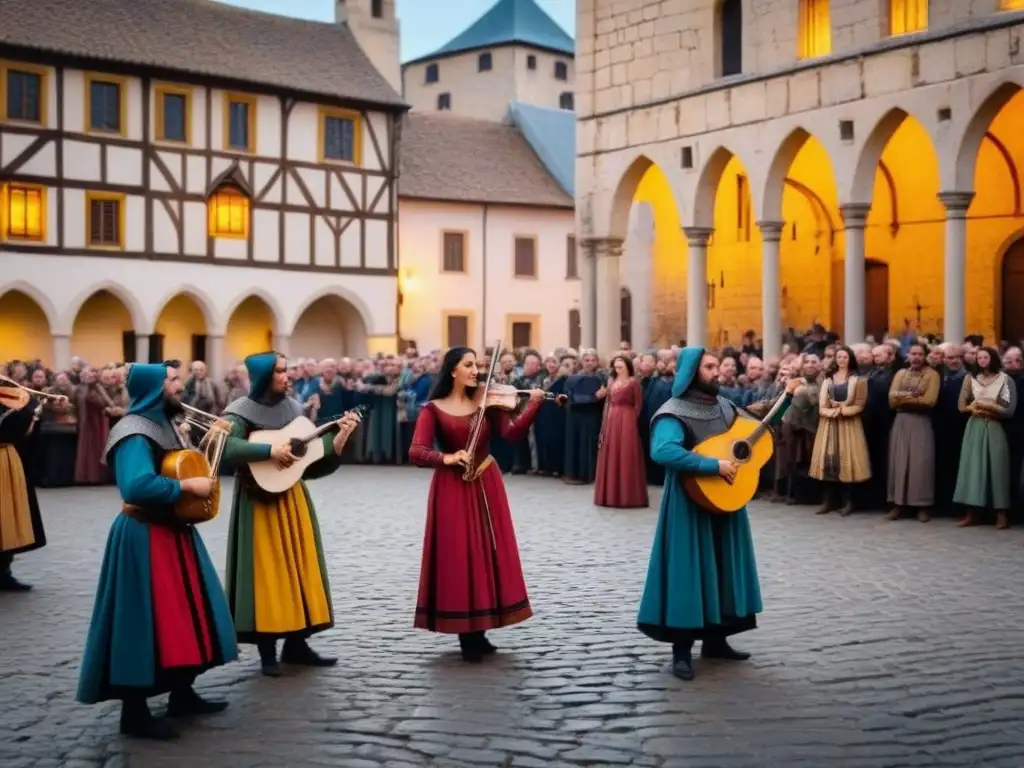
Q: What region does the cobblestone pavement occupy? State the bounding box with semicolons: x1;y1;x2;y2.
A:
2;467;1023;768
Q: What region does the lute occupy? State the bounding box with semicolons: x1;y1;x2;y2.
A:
247;405;366;494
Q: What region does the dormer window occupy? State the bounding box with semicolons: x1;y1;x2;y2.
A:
425;63;439;83
478;52;492;72
437;93;451;111
527;54;537;70
554;61;568;80
559;92;574;110
371;0;383;18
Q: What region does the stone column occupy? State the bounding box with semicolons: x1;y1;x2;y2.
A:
52;334;72;371
938;191;974;345
758;221;785;358
624;203;654;351
840;204;870;343
580;239;598;350
207;334;225;379
273;334;291;358
683;227;713;348
592;237;624;354
135;334;150;365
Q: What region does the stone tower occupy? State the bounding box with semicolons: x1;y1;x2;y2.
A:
336;0;402;95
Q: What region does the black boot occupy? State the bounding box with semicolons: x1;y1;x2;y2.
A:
671;642;694;681
458;633;483;663
475;632;497;655
837;486;855;517
815;484;836;515
257;640;280;677
119;698;178;740
0;554;31;592
167;685;229;717
702;636;751;661
280;637;337;667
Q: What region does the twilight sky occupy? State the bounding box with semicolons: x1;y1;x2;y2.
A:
216;0;576;62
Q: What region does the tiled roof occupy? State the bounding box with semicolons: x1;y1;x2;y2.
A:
398;113;573;209
0;0;405;109
406;0;574;66
508;101;575;197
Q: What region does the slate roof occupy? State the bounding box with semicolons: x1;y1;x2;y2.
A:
508;101;575;197
405;0;574;66
398;113;573;209
0;0;405;109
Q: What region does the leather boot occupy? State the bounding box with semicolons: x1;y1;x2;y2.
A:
916;508;931;523
815;484;836;515
671;642;694;681
120;698;178;740
956;509;977;527
474;632;497;655
458;633;483;663
837;486;855;517
884;506;902;521
257;640;280;677
996;511;1009;530
167;685;229;717
0;555;31;592
702;636;751;661
281;637;337;667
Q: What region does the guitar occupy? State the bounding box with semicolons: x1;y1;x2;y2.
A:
683;393;789;514
247;405;366;494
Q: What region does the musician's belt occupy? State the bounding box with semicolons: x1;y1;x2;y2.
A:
121;503;187;529
467;455;494;481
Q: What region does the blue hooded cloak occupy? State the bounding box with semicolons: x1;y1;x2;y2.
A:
636;346;766;645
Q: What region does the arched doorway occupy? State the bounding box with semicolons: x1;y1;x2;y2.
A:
292;295;368;359
1002;238;1024;345
226;296;275;363
620;287;633;346
0;289;52;366
71;289;134;365
154;294;209;365
830;259;890;341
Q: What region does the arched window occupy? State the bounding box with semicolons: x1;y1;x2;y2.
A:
719;0;742;77
208;185;249;239
797;0;831;59
890;0;927;35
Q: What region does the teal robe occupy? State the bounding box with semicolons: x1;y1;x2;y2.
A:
637;347;789;644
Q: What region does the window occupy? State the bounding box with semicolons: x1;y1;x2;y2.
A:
437;92;451;111
442;231;465;271
208;186;250;239
1;183;45;241
890;0;928;35
86;74;125;134
566;235;578;278
3;64;46;124
478;52;493;72
319;107;361;164
371;0;383;18
425;63;439;83
511;321;533;349
86;192;125;248
445;314;469;348
554;61;568;80
224;93;256;152
568;309;581;349
527;54;537;70
514;236;536;277
155;84;191;143
719;0;743;76
559;92;574;110
797;0;831;59
736;174;751;241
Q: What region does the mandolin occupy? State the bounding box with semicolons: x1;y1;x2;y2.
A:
247;406;366;494
683;394;789;514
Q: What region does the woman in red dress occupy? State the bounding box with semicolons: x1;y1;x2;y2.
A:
593;355;649;508
409;347;544;662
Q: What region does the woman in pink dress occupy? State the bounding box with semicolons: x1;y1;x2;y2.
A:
594;355;649;508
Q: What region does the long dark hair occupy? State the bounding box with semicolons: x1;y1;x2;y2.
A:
827;345;859;377
428;346;477;400
610;354;634;378
977;345;1003;374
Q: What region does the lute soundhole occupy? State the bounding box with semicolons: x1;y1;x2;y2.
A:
731;440;752;463
290;438;308;458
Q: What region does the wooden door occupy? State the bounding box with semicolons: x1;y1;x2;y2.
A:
1002;239;1024;345
864;261;890;340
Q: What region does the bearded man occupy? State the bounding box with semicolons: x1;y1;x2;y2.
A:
77;362;237;740
637;347;800;681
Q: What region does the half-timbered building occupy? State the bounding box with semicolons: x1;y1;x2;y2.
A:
0;0;406;370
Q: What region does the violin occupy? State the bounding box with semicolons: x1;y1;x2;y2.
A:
477;383;567;411
0;375;70;412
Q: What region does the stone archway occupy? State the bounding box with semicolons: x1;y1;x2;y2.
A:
71;289;136;365
292;294;369;359
1002;238;1024;346
0;288;53;366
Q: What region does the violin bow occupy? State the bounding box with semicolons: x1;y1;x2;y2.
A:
462;339;504;478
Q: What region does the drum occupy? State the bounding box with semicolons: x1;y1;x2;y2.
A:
160;448;220;524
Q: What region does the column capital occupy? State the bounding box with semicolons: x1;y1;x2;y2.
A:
683;226;714;246
580;236;624;258
938;191;975;216
756;220;786;242
839;203;871;228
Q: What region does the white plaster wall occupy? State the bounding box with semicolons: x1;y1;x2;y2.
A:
0;251;396;339
397;199;579;353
